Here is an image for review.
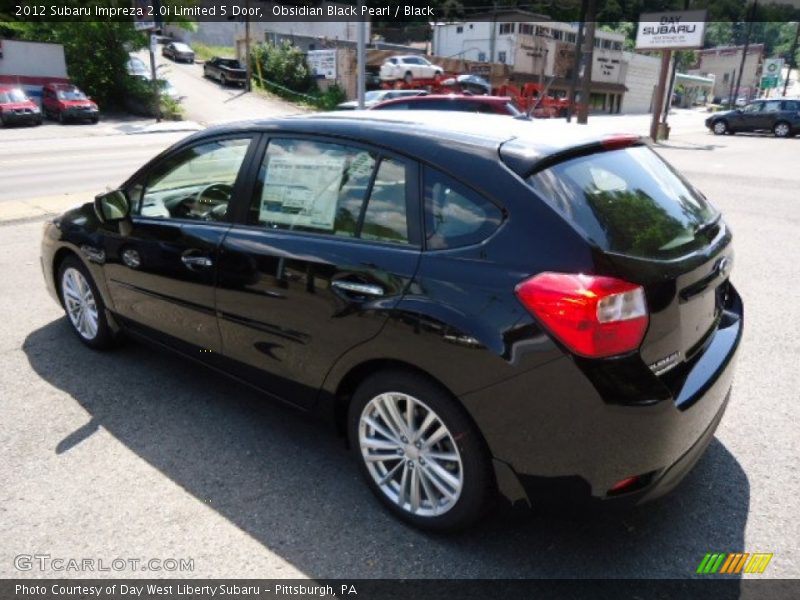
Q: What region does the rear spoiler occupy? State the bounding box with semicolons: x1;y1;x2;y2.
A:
499;134;643;179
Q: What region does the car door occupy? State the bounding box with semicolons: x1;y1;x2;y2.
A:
734;102;763;131
216;135;422;408
42;87;55;115
760;100;783;130
101;134;257;353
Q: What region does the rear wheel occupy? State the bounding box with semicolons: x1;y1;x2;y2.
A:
58;111;66;124
221;74;227;87
348;370;493;531
58;256;115;349
403;71;413;84
774;121;791;138
712;120;728;135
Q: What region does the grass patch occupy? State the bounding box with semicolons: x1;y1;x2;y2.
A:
192;42;236;63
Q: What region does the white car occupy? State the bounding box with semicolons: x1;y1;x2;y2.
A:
379;56;443;83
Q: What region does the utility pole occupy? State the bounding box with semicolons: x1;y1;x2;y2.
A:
244;0;252;92
783;21;800;96
566;0;587;122
150;0;162;122
357;1;366;109
489;2;497;63
577;0;597;124
733;1;757;105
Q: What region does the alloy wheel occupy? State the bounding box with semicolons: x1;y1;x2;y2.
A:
358;392;463;517
774;123;790;138
61;267;99;340
713;121;727;135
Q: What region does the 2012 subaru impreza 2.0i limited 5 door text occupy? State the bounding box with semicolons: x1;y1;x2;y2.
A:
41;112;743;531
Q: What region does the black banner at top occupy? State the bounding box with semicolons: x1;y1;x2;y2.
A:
2;0;800;23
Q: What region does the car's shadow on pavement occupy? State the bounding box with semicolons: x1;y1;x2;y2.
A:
23;319;749;583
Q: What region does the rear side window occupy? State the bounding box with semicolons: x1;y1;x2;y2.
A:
526;146;718;260
424;168;503;250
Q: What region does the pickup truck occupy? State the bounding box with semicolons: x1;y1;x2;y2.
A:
203;57;247;87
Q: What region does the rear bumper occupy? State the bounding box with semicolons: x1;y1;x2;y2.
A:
465;285;743;508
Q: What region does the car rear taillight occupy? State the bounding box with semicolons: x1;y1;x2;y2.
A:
515;272;649;358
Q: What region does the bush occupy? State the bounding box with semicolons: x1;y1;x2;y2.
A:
251;41;314;94
316;85;348;111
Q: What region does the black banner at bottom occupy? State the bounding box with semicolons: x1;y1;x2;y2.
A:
4;579;800;600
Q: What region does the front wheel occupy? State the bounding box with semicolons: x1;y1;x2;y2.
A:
712;120;728;135
58;256;115;349
348;370;493;531
773;121;791;138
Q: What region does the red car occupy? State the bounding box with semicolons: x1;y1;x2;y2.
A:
0;87;42;127
42;83;99;124
370;94;522;116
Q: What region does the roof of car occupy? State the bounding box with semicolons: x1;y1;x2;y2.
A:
181;112;641;175
374;94;513;106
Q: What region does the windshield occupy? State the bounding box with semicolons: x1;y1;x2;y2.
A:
174;44;192;52
57;89;88;101
217;58;240;68
0;89;29;103
365;91;386;102
527;146;719;260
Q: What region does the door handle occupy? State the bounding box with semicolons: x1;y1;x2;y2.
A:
331;280;384;297
181;255;213;269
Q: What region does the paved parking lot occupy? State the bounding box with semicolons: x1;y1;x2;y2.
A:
0;125;798;579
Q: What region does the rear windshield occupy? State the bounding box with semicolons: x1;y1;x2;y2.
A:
217;59;241;68
526;146;718;260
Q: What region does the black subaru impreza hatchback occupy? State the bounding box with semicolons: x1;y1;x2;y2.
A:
41;112;742;530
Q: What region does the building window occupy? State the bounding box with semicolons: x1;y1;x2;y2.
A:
478;52;486;62
519;24;533;35
602;39;612;49
456;26;463;34
723;72;730;83
567;33;577;43
612;41;622;51
498;51;507;63
499;23;514;35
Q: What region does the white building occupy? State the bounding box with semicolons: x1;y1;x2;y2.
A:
432;12;645;114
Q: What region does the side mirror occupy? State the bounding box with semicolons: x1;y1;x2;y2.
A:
94;190;132;235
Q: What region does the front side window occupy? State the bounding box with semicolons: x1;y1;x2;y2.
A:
424;168;503;250
743;102;762;113
134;138;251;221
763;101;781;113
249;139;410;244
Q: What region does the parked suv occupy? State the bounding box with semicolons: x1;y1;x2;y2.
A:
42;83;99;124
371;94;521;115
41;113;742;531
706;98;800;137
379;55;443;83
0;87;42;126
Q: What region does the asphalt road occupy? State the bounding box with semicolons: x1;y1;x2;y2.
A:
0;119;798;579
144;50;301;126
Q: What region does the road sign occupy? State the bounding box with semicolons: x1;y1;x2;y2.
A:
636;10;707;50
762;58;784;86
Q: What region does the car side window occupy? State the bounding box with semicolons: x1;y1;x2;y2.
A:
424;167;503;250
378;102;410;110
764;101;781;113
784;100;800;111
249;139;411;244
361;158;409;244
743;103;762;113
133;138;251;221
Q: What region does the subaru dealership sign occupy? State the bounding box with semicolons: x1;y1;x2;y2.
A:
636;10;707;50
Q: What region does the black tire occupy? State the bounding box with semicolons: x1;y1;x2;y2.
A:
221;74;227;87
773;121;791;138
57;255;116;350
404;71;413;84
58;111;66;124
348;369;494;531
712;120;728;135
91;117;99;124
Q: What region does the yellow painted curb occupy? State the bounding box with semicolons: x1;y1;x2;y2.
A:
0;191;94;224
